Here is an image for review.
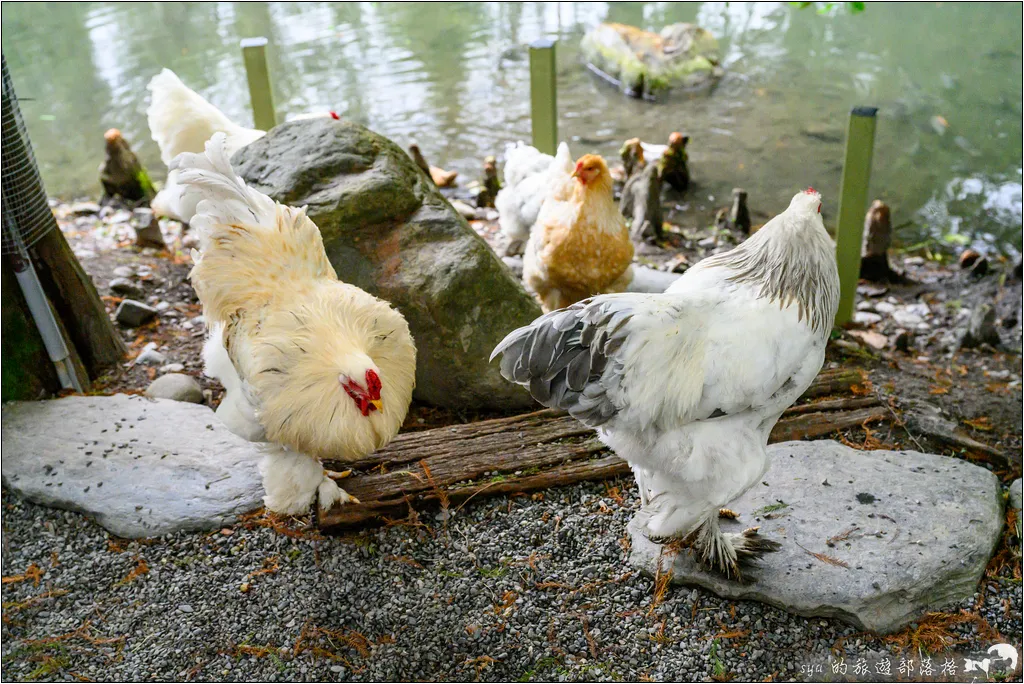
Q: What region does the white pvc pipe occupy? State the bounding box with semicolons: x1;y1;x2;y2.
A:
11;252;84;392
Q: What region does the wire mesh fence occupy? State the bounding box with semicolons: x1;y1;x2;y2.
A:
2;53;60;256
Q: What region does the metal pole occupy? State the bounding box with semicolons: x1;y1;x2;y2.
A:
529;39;558;156
834;106;878;326
240;37;276;130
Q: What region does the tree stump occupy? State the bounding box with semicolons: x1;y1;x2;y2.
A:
860;200;904;283
728;188;751;233
716;188;751;234
476;156;500;208
620;161;663;242
99;129;155;203
660;132;690;192
619;137;645;179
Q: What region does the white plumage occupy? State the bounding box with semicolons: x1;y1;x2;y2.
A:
146;69;334;224
174;133;417;516
146;69;266;223
492;189;840;578
495;141;574;256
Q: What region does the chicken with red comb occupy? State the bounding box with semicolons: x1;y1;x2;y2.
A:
493;188;839;579
521;148;634;313
173;133;417;516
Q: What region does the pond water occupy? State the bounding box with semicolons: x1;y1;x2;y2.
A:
3;2;1021;254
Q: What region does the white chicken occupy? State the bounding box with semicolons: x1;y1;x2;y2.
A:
492;188;840;578
495;141;573;256
173;133;417;516
146;68;335;223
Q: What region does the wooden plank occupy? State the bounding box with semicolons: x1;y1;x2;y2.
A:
318;368;886;529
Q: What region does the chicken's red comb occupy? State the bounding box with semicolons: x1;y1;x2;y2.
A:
805;186;817;195
329;111;340;120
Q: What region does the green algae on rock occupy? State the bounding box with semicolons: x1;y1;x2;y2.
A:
581;22;723;99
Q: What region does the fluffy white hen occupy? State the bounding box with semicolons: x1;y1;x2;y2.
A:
173;133;417;516
147;69;335;223
492;189;840;578
495;141;573;256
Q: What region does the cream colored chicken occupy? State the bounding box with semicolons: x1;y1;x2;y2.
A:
173;133;416;515
522;152;634;312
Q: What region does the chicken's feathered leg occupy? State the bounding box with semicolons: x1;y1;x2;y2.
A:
259;446;357;515
631;464;652;507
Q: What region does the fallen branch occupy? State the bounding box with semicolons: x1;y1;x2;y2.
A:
770;406;888;443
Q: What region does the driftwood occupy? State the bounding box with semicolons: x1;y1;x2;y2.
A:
903;399;1013;467
408;144;457;187
320;368;884;528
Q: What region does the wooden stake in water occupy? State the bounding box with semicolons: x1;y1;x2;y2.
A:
529;39;558;156
834;106;878;326
240;37;276;131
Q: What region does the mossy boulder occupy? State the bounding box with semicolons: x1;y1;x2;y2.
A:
231;118;541;411
581;22;723;99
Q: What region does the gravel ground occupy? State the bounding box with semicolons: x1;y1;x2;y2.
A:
2;478;1020;682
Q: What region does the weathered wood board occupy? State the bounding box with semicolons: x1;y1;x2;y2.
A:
320;368;887;529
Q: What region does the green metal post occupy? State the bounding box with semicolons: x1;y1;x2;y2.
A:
834;106;878;326
529;39;558;156
240;37;276;131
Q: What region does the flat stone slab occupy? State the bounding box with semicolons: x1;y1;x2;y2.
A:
628;440;1003;634
2;394;264;538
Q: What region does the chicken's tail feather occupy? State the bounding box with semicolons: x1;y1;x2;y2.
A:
170;132;278;237
174;133;336;321
147;68;251;165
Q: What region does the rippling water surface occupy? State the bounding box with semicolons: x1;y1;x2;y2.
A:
3;2;1021;253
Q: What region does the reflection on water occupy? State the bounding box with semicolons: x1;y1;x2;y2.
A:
3;1;1021;253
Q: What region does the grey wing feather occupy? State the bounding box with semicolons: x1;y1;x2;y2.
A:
490;297;636;427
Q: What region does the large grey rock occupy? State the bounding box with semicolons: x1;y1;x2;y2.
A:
145;373;204;403
627;440;1003;634
1;395;264;538
232;118;541;411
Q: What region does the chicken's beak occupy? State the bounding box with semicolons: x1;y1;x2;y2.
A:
370;399;383;412
570;168;579;179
